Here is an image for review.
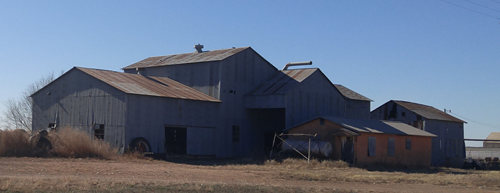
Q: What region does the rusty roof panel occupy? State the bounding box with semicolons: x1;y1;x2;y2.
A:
393;100;465;123
250;68;318;95
333;84;372;101
487;132;500;140
322;116;436;137
77;67;220;102
282;68;317;82
123;47;249;69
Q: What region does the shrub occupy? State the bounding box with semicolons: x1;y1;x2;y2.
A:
0;127;119;159
48;127;118;159
0;129;33;156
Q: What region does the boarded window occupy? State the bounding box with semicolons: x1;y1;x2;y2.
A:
387;138;395;156
232;125;240;143
94;124;104;140
406;138;412;150
368;137;376;157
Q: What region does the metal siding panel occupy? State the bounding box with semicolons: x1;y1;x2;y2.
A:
125;95;219;155
32;70;127;150
187;127;215;155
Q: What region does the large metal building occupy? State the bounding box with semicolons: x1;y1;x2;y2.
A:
32;46;371;158
370;100;466;167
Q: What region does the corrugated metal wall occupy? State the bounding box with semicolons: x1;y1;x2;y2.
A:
217;49;278;157
32;70;127;151
355;133;432;167
125;95;219;155
370;101;465;167
124;48;278;157
285;71;370;129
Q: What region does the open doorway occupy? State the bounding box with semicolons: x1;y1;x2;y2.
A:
248;108;285;157
165;127;187;155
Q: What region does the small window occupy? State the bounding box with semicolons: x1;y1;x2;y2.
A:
368;136;376;157
232;125;240;143
405;138;412;150
387;138;395;156
401;112;406;117
94;124;105;140
319;118;325;125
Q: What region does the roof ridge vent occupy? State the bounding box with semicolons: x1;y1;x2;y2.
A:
194;44;204;53
283;61;312;70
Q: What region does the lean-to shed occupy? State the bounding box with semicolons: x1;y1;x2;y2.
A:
286;116;436;167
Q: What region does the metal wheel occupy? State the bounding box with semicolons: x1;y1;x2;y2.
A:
130;137;151;153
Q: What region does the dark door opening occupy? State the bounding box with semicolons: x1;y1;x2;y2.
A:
248;108;285;157
341;136;354;163
165;127;187;155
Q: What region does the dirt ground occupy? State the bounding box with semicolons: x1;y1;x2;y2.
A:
0;157;499;193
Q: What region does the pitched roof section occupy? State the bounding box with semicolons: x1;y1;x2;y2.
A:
123;47;249;69
392;100;465;123
486;132;500;140
250;68;318;95
322;116;436;137
76;67;220;102
333;84;372;101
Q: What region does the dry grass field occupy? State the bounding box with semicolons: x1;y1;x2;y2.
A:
1;128;499;192
1;157;500;193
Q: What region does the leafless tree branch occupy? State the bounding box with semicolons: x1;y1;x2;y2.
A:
2;73;55;131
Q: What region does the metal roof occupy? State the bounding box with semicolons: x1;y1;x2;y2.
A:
77;67;220;102
250;68;318;95
486;132;500;141
123;47;249;69
333;84;372;101
392;100;465;123
320;116;436;137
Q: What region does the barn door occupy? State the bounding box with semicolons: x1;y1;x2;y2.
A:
165;127;187;154
341;136;354;163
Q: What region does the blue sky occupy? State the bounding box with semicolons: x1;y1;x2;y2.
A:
1;0;499;146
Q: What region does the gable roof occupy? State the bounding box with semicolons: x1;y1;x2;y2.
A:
249;68;372;103
296;116;436;137
73;67;220;102
123;47;249;69
486;132;500;141
250;68;318;95
392;100;465;123
333;84;372;101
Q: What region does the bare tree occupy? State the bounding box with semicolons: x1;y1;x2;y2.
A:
2;73;55;131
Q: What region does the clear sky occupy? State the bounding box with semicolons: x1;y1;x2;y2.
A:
1;1;499;146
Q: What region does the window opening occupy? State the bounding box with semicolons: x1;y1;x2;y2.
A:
94;124;105;140
368;136;376;157
232;125;240;143
388;138;395;156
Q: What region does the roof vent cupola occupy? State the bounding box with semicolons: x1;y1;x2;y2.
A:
194;44;204;53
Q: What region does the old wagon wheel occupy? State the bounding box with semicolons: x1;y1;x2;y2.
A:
130;137;151;153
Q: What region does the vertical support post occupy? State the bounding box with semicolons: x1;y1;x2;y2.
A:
308;137;311;164
269;133;277;158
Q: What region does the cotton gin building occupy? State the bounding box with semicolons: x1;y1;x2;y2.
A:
32;46;372;158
